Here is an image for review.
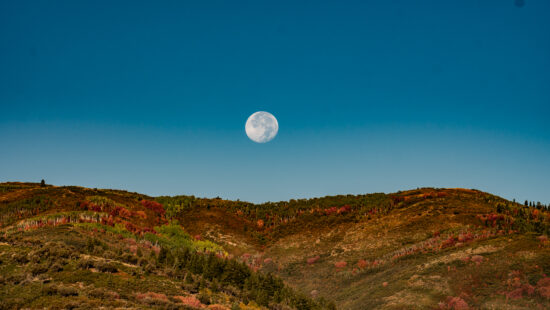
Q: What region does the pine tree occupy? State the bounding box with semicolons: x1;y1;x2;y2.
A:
185;272;194;284
199;277;207;290
40;179;46;187
256;289;269;306
210;278;220;292
157;247;168;264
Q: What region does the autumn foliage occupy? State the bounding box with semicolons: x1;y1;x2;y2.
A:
141;200;165;216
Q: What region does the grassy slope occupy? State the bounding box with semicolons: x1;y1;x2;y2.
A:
0;183;328;310
1;183;550;309
171;188;550;309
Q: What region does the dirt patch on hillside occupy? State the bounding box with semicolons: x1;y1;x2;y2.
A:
421;244;500;269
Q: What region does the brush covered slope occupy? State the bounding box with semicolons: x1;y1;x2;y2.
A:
159;188;550;309
1;183;550;309
0;183;331;310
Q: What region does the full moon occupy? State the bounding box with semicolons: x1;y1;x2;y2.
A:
245;111;278;143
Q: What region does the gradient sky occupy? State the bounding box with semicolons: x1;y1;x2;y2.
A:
1;0;549;204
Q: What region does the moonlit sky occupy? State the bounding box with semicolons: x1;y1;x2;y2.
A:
1;1;549;204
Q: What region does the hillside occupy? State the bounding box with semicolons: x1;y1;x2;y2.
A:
1;183;550;309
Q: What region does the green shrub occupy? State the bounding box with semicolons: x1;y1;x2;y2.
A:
44;284;79;296
49;262;64;272
78;259;94;269
30;264;49;275
197;289;211;305
57;285;79;297
95;261;118;273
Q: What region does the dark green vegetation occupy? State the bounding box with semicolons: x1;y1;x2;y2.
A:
1;182;550;309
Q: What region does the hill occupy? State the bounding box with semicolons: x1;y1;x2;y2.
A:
1;182;550;309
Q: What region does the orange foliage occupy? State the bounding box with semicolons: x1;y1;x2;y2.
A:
135;210;147;219
444;296;469;310
173;295;204;308
307;255;320;265
357;259;368;269
256;219;264;228
537;277;550;299
135;291;168;301
208;305;229;310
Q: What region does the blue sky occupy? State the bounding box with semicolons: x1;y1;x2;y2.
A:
1;0;549;203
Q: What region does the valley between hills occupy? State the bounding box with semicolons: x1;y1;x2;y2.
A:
1;182;549;309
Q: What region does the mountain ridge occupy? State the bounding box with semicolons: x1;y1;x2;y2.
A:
1;182;550;309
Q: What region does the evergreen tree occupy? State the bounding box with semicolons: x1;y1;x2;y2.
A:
40;179;46;187
157;247;168;264
185;272;194;284
256;289;269;306
210;278;220;292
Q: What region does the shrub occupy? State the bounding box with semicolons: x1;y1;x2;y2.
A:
138;258;149;266
307;256;320;265
121;253;138;264
439;296;468;310
144;263;156;274
30;264;49;275
357;259;368;269
57;286;79;297
49;262;64;272
197;290;211;305
173;295;204;308
135;211;147;219
78;259;94;269
45;285;79;297
95;261;118;273
89;288;120;299
141;200;165;216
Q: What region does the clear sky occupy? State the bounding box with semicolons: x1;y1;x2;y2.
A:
1;0;549;204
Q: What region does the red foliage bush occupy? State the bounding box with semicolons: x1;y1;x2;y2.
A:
110;206;132;219
523;284;535;296
440;296;469;310
441;236;456;248
507;288;523;299
338;205;351;213
141;200;165;216
125;222;139;233
391;196;404;204
208;305;229;310
141;227;155;234
357;259;368;269
307;255;320;265
118;207;132;219
101;217;114;226
334;261;347;268
470;255;484;265
136;291;168;302
135;210;147;219
537;277;550;299
173;295;204;308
